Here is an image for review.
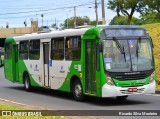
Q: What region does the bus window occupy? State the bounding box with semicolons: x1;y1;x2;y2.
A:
65;36;81;60
19;41;29;60
29;40;40;60
51;38;64;60
5;43;12;59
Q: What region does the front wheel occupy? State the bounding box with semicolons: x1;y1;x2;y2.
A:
73;80;84;101
24;74;32;92
116;96;128;100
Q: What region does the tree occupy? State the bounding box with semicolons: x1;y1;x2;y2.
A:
89;20;102;26
51;23;57;28
108;0;145;24
144;0;160;13
139;12;160;24
62;16;90;29
143;0;160;20
60;16;103;29
110;15;141;25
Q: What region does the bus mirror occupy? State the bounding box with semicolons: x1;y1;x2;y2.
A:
97;43;102;52
96;43;102;71
150;37;154;48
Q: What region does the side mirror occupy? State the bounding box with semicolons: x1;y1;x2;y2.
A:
97;43;102;52
150;37;154;48
96;43;102;71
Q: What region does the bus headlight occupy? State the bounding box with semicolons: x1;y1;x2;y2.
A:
105;74;115;86
150;72;154;83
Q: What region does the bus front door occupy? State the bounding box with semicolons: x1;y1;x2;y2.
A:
85;40;96;94
43;43;50;87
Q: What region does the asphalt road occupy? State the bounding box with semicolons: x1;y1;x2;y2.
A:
0;67;160;118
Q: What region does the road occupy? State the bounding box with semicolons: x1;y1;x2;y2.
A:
0;67;160;118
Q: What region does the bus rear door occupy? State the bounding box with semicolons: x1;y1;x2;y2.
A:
43;42;50;87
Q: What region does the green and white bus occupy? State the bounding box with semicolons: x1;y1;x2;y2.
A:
4;25;156;101
0;47;4;66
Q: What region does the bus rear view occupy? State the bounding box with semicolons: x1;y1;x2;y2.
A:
100;26;155;99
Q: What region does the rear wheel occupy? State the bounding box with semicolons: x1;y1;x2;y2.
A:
116;96;128;100
24;74;32;92
72;80;84;101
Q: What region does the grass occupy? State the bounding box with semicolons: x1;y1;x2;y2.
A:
0;104;68;119
0;104;25;110
143;23;160;88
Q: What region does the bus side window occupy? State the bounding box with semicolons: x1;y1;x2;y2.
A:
5;42;12;59
29;40;40;60
65;36;81;60
51;38;64;60
19;41;29;60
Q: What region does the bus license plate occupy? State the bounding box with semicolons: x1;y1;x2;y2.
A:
128;88;138;92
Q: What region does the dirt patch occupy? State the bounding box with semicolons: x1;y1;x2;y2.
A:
0;98;44;110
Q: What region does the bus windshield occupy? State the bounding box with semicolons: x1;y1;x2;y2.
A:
103;38;153;72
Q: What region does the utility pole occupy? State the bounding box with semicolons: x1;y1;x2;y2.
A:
95;0;98;25
55;17;57;26
101;0;106;25
67;13;69;29
74;6;76;28
41;14;44;27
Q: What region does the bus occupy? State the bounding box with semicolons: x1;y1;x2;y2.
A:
4;25;156;101
0;47;4;66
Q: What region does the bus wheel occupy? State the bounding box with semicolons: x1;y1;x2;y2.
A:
73;80;84;101
116;96;128;100
24;74;32;92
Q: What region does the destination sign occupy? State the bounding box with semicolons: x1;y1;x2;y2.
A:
105;29;146;37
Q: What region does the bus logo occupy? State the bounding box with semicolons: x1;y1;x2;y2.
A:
34;64;39;71
60;66;65;73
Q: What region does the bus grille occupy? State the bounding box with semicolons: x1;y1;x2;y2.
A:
115;74;147;80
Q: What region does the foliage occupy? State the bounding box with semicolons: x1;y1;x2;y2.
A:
143;23;160;84
108;0;145;24
89;20;102;26
109;15;141;25
139;12;160;24
51;23;57;28
144;0;160;13
61;16;103;29
62;16;90;29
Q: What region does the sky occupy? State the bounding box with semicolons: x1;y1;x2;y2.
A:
0;0;138;28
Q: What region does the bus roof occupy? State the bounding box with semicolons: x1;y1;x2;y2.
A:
9;25;146;42
13;28;90;42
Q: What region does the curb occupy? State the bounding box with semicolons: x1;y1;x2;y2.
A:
0;98;45;110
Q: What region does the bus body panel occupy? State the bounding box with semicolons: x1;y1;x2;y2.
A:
49;60;72;90
102;80;156;97
4;26;156;99
4;38;15;82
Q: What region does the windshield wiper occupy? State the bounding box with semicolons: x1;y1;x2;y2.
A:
113;37;126;62
136;37;141;61
113;37;125;54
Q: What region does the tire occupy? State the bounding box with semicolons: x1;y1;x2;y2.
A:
24;74;32;92
116;96;128;100
72;80;84;101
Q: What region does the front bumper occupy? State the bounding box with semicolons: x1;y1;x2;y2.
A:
102;80;156;97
